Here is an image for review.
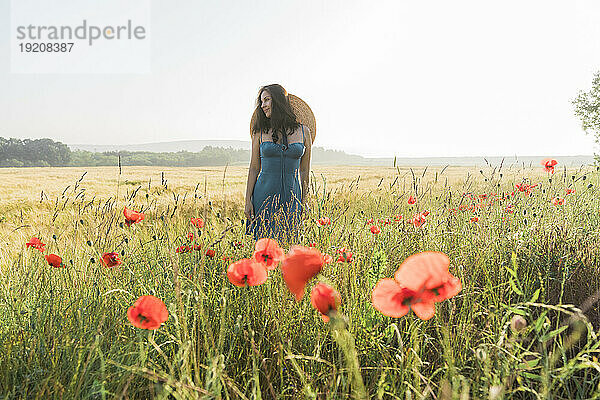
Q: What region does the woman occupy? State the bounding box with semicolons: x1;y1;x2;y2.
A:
244;84;313;243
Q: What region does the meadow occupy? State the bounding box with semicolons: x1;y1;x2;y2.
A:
1;162;599;399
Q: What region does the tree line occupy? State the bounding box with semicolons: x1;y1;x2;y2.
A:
0;137;252;167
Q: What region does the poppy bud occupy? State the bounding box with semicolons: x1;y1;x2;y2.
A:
146;193;149;199
572;175;576;180
510;315;527;333
80;219;84;224
124;238;129;243
69;259;73;265
86;240;92;246
52;234;57;240
152;235;157;240
583;176;587;180
523;218;528;225
548;178;552;183
216;212;221;218
500;173;503;178
588;184;593;189
90;257;95;263
119;222;124;228
523;210;527;215
121;250;125;256
479;170;483;174
532;213;536;217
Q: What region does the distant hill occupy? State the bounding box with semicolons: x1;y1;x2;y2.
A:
69;140;251;153
67;141;595;167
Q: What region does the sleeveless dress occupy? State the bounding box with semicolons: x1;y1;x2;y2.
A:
245;125;306;243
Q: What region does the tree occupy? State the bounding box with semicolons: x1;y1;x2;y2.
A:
573;71;600;163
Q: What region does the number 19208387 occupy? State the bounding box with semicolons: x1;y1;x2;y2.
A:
19;42;74;52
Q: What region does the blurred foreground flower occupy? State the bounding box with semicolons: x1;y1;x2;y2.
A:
124;207;145;226
227;258;268;287
26;237;46;252
281;246;324;300
127;295;168;330
311;283;340;322
372;252;461;320
253;238;284;270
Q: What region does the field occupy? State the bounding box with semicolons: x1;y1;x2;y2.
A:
1;163;600;399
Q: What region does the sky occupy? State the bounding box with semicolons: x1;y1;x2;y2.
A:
1;0;600;158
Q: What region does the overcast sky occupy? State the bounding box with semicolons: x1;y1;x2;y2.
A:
1;0;600;158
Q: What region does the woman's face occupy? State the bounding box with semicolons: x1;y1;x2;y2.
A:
260;90;272;118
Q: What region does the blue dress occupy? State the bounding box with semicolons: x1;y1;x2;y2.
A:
246;125;306;243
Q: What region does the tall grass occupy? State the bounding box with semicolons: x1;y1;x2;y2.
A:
1;163;599;399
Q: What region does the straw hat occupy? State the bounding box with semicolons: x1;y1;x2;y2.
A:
250;93;316;143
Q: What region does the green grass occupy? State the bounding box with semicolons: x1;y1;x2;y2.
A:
1;165;600;399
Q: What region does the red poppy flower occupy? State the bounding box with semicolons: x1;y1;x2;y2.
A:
372;252;461;320
127;295;169;330
310;283;341;322
372;279;434;319
281;246;324;300
205;249;215;258
366;218;374;224
565;188;575;195
186;232;194;241
45;254;64;268
370;225;381;234
410;213;427;228
176;245;192;253
393;214;403;222
101;252;122;267
421;210;430;217
253;238;285;270
541;158;558;174
191;217;204;228
470;216;479;223
26;237;46;252
124;207;145;226
227;258;268;287
308;242;317;248
336;247;353;263
408;195;416;205
222;255;233;263
317;217;331;226
551;197;565;206
322;253;333;264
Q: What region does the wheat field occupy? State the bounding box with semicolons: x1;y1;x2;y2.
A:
1;163;599;399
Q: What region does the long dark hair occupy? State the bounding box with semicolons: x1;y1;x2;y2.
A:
251;84;300;146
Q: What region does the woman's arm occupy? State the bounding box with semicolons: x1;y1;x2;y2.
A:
299;125;312;208
245;132;261;211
